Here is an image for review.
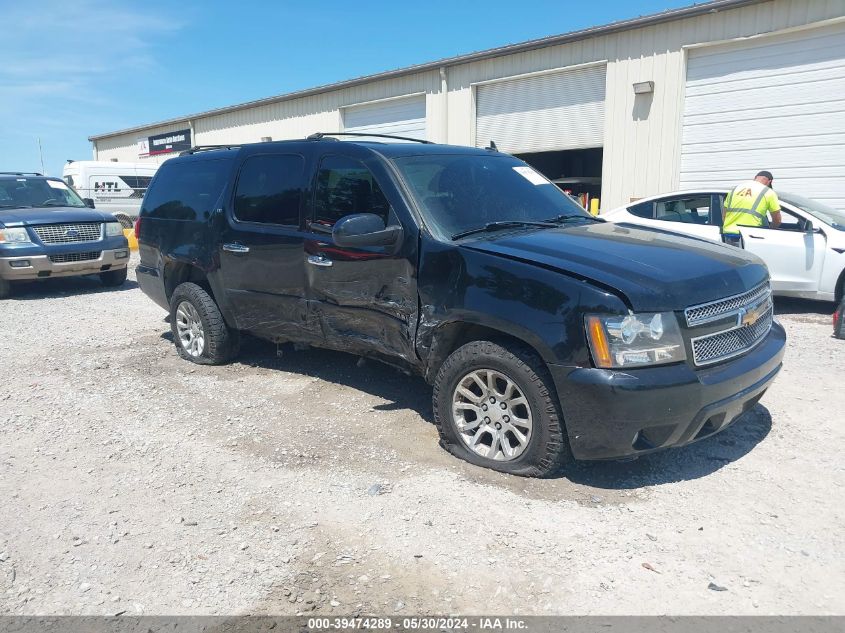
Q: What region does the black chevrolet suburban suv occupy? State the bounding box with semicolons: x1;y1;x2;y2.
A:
136;135;785;477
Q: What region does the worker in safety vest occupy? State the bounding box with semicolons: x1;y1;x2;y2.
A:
721;170;782;246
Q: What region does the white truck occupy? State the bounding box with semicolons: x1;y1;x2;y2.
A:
63;161;159;220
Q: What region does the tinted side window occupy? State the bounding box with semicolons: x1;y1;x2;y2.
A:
628;201;654;219
234;154;305;226
654;196;712;225
141;159;230;221
774;209;804;232
312;156;390;230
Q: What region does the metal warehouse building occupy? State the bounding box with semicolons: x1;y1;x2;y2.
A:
90;0;845;210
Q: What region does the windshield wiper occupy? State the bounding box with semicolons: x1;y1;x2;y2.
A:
543;214;604;224
451;220;556;241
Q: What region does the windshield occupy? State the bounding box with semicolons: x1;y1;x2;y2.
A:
780;192;845;231
392;154;590;240
0;177;87;209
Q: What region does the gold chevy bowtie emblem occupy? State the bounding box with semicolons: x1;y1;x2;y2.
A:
740;301;768;327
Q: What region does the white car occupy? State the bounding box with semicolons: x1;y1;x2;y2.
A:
603;190;845;303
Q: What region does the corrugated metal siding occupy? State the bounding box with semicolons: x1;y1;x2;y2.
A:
342;95;427;140
680;21;845;207
474;65;606;153
93;0;845;208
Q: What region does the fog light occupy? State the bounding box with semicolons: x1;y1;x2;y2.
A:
114;250;129;259
9;260;30;268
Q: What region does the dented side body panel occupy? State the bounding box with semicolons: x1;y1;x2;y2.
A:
415;234;628;376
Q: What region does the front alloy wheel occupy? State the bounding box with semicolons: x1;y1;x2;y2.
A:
452;369;533;461
432;340;572;477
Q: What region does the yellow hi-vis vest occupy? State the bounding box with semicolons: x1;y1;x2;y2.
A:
722;180;780;235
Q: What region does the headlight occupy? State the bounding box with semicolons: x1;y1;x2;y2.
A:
585;312;686;368
0;227;32;243
105;222;123;236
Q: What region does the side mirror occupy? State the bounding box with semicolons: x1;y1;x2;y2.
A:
83;198;95;209
804;220;814;234
332;213;403;248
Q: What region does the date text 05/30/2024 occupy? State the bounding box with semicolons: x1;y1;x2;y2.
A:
306;617;527;630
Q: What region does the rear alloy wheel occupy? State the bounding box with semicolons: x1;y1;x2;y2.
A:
433;340;572;477
169;282;239;365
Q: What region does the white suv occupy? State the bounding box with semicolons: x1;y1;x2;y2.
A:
603;190;845;303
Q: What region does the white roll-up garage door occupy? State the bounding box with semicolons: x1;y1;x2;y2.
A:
342;95;426;141
680;22;845;209
475;64;606;153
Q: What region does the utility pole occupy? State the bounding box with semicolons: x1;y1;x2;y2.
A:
37;138;46;175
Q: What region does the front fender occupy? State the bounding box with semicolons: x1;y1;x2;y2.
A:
416;237;628;375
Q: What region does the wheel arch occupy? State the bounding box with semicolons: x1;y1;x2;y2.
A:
164;261;215;303
836;267;845;303
422;318;556;384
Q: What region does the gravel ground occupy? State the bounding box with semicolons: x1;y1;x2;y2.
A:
1;257;843;616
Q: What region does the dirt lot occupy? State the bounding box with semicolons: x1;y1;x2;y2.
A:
1;258;844;616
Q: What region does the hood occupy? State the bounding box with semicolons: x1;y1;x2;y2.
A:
0;206;115;227
461;222;769;312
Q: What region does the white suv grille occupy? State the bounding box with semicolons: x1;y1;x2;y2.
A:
32;223;102;244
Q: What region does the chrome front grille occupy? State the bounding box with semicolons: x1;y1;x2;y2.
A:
48;251;101;264
32;223;102;244
691;305;773;366
686;282;774;366
685;282;771;326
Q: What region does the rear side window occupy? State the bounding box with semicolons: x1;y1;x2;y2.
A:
628;200;654;219
233;154;305;226
312;155;390;231
141;159;230;221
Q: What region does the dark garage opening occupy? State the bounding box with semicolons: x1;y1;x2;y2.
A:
515;147;603;211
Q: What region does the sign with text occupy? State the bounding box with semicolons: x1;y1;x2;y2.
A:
147;129;192;156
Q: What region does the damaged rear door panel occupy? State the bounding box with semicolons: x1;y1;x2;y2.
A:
217;144;319;342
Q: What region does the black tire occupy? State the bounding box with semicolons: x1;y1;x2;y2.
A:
835;298;845;340
0;277;11;299
169;282;240;365
432;340;572;477
99;267;128;287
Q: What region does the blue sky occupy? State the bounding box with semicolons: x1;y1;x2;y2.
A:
1;0;695;176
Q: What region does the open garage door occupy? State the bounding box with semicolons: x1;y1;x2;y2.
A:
475;64;606;153
680;22;845;209
342;95;426;141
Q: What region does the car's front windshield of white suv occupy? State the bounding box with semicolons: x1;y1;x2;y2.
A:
780;192;845;231
392;153;593;241
0;177;87;209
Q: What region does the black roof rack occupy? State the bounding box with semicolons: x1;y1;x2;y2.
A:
179;145;242;156
0;171;43;176
306;132;433;144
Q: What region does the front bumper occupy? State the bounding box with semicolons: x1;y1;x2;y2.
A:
0;248;130;280
550;321;786;460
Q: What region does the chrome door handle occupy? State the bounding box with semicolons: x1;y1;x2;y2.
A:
307;254;333;267
222;243;250;253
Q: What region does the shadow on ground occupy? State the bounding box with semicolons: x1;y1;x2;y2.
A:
9;275;138;299
162;332;435;424
774;296;834;316
161;333;774;490
567;405;772;489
